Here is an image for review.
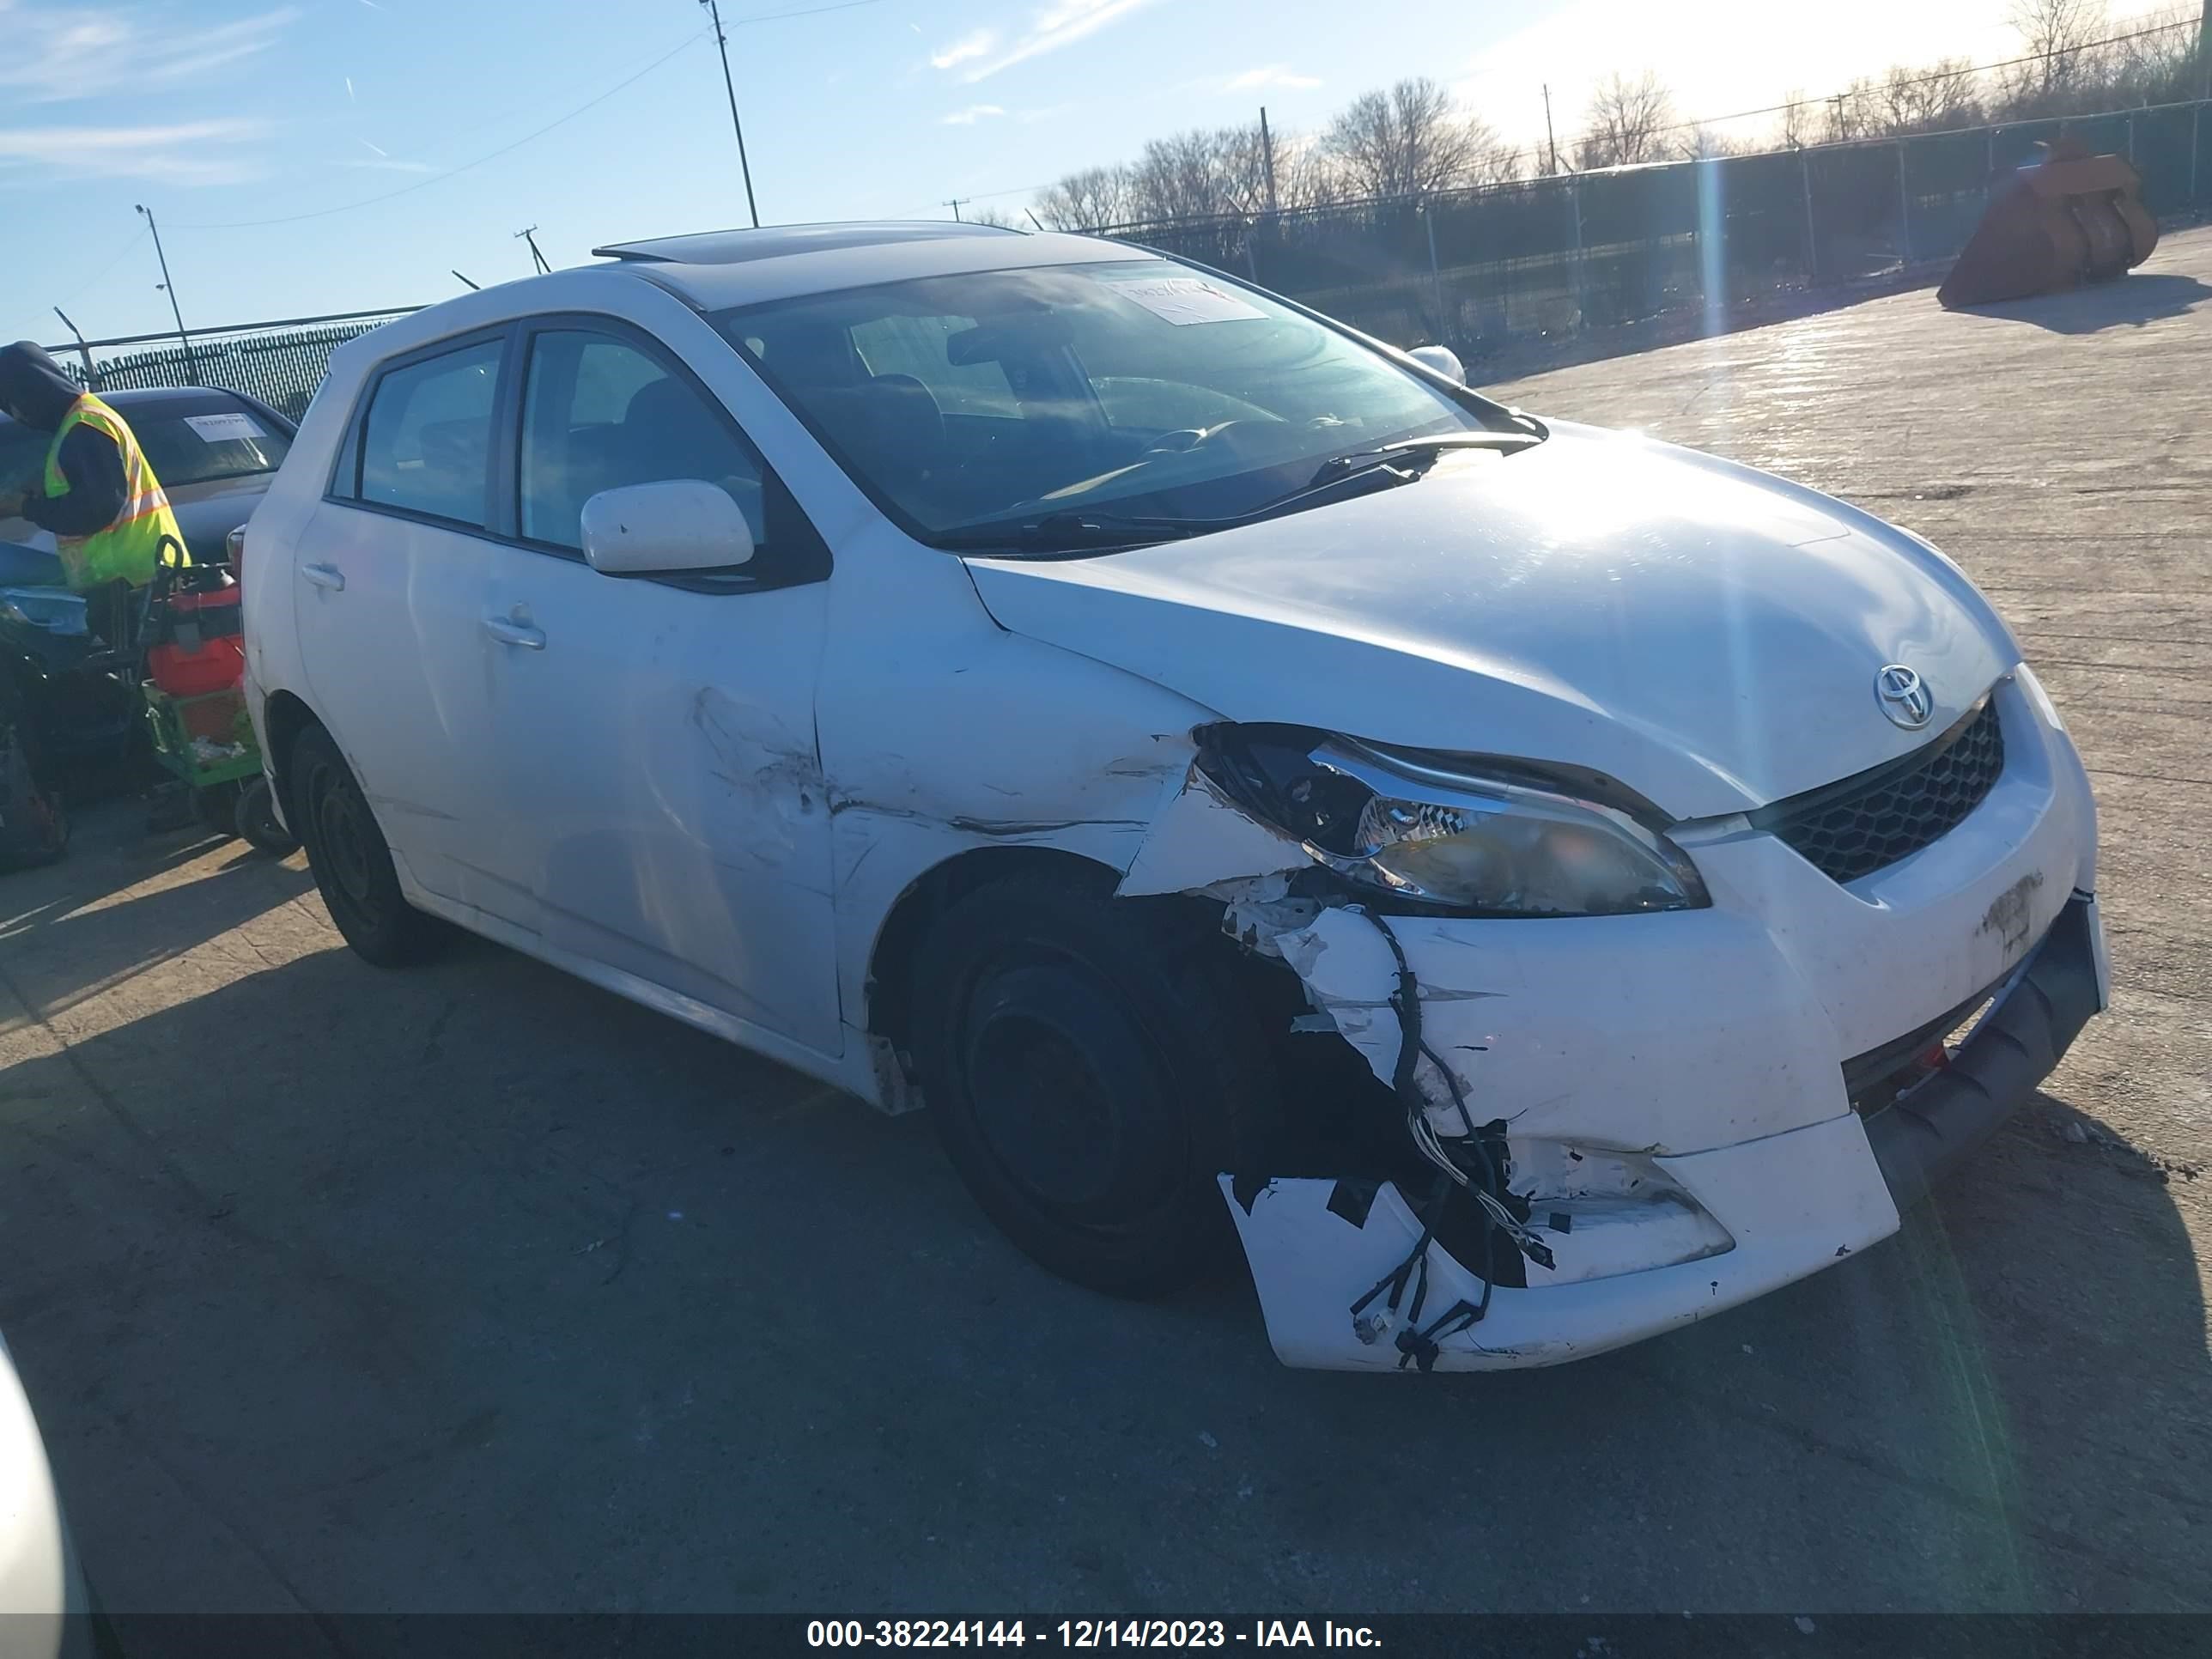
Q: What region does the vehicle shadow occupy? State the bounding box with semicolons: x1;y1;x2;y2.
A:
0;808;316;1024
1958;271;2212;333
1;917;2202;1618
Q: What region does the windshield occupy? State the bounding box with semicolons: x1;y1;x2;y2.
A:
715;258;1506;546
0;396;291;501
131;399;291;488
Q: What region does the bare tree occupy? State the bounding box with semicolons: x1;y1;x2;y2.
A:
1576;70;1675;168
1268;131;1346;210
1879;57;1982;132
1675;125;1747;160
964;205;1020;229
2004;0;2109;106
1322;76;1507;198
1819;77;1882;143
1778;89;1813;149
1033;164;1137;230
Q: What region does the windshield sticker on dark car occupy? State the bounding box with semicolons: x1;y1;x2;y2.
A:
184;412;265;444
1108;277;1267;326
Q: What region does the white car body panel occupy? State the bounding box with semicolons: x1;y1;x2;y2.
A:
0;1334;90;1654
240;229;2105;1371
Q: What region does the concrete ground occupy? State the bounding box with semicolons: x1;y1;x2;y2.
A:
3;234;2208;1625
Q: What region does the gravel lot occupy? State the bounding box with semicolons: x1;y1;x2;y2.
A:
2;231;2207;1626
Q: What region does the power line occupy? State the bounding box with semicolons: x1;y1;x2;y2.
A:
1455;11;2203;179
1638;12;2197;143
172;29;712;231
50;226;148;311
991;10;2203;224
727;0;903;22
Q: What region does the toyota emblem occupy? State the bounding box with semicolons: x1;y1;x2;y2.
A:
1875;664;1934;730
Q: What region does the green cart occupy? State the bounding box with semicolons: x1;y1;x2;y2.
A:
140;678;295;854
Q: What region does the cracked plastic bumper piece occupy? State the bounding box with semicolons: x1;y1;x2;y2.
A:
1226;1113;1897;1371
1863;890;2106;1207
1226;896;2106;1373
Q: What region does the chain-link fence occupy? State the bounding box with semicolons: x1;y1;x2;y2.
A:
43;307;423;424
1099;98;2212;362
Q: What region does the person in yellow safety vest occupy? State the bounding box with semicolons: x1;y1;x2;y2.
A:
0;342;188;641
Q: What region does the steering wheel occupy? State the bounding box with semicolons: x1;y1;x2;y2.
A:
1141;419;1246;456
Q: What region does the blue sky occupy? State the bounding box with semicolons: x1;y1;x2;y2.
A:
0;0;2142;348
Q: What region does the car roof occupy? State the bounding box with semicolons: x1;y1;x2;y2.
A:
592;221;1021;266
316;222;1168;391
590;221;1154;313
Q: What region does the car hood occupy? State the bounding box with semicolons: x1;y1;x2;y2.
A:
963;422;2020;819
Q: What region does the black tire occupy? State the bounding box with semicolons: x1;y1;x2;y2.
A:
195;779;241;834
908;873;1279;1298
289;724;445;966
235;775;298;856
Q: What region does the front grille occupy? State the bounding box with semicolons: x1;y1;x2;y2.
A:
1756;697;2006;884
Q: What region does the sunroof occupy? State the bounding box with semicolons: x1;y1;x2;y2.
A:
592;222;1020;266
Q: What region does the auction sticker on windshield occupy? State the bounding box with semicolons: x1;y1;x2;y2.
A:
1109;277;1267;325
184;412;265;443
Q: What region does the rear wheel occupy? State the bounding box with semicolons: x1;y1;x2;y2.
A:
289;724;444;966
235;776;298;857
908;874;1279;1297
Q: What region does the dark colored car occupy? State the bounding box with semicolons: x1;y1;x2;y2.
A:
1;386;294;867
0;384;296;565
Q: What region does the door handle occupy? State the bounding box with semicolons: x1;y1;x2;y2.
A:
482;616;546;650
300;562;345;592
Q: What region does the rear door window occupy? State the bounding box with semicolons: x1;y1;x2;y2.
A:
357;339;503;527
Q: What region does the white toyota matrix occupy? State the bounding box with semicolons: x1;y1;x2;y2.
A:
242;222;2107;1371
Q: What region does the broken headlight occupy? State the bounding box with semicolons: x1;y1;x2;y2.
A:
1200;727;1709;916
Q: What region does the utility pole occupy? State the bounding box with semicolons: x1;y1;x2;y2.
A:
1543;83;1559;174
1259;105;1279;213
516;227;550;275
700;0;760;228
134;204;199;386
944;198;969;222
52;307;100;390
2199;0;2210;102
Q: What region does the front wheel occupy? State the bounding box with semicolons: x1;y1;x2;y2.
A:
289;725;444;966
908;875;1279;1297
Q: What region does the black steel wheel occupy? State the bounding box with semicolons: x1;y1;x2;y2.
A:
289;724;444;966
908;874;1278;1297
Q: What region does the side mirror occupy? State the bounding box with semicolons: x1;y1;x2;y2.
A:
580;479;754;576
1407;344;1466;386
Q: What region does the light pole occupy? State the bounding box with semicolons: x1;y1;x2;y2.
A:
700;0;760;228
135;204;200;386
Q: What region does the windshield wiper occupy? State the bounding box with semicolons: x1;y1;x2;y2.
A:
933;510;1205;553
1305;430;1544;488
944;461;1437;554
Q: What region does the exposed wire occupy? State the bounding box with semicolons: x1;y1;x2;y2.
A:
171;29;712;231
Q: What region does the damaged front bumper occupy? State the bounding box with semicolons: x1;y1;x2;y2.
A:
1182;676;2108;1371
1226;893;2106;1371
